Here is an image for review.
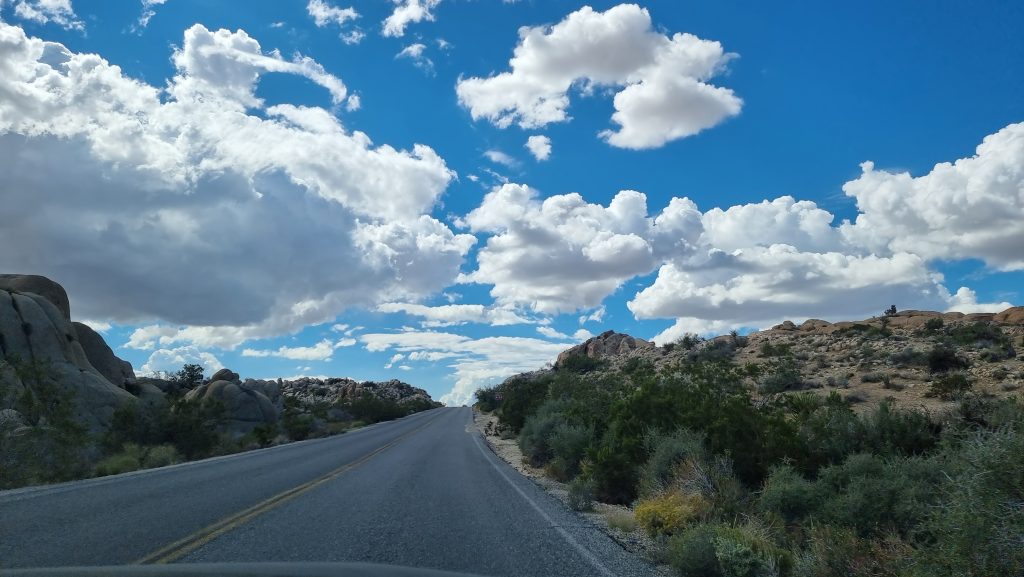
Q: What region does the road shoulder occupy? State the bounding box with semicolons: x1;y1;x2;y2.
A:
472;409;672;576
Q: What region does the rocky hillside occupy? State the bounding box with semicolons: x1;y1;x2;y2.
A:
541;307;1024;410
278;377;436;407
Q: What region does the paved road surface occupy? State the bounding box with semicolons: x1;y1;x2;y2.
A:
0;407;654;576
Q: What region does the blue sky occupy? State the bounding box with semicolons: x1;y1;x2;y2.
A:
1;0;1021;404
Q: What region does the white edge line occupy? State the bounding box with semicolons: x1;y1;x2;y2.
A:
469;418;616;577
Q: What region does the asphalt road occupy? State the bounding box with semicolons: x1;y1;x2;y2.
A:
0;407;655;576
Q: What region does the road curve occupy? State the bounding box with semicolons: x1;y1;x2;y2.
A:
0;407;654;576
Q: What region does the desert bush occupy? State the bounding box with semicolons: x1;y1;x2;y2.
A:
913;426;1024;576
95;443;147;477
677;333;705;350
927;345;968;373
518;399;568;467
496;374;551;432
815;453;941;538
667;522;788;577
758;357;803;394
759;465;819;523
639;429;705;497
566;476;594;511
890;347;927;367
251;422;278;447
759;342;792;357
605;509;638;532
143;444;181;467
928;372;972;400
636;492;707;537
860;372;886;383
923;317;944;333
474;385;501;412
667;524;721;576
557;354;605;374
548;422;592;478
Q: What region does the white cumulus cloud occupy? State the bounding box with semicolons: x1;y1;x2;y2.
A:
307;0;363;44
382;0;440;38
461;183;703;313
9;0;82;30
456;4;741;149
242;339;340;361
0;21;473;350
525;135;551;161
376;303;533;327
840;122;1024;271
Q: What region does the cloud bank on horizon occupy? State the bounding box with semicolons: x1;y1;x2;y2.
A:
0;1;1020;406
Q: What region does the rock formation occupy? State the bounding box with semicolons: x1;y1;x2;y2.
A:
184;372;282;437
73;321;136;388
278;377;435;407
555;330;655;367
0;276;135;431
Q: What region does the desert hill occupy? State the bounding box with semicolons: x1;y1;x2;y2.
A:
541;306;1024;410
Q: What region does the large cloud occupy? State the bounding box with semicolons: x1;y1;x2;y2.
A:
840;122;1024;271
461;121;1024;344
0;22;473;347
456;4;741;149
461;183;703;313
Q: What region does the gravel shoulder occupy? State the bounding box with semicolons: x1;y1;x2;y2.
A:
473;409;673;577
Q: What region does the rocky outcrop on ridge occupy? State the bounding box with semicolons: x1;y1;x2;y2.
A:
279;377;435;406
555;330;655;367
0;275;135;431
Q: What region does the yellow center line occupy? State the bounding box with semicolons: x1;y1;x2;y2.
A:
135;412;443;565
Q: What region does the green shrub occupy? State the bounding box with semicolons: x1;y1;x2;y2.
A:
860;372;886;383
639;429;705;497
143;444;181;468
556;354;605;374
914;426;1024;576
759;342;792;357
667;524;721;577
815;453;941;538
567;476;594;511
758;357;803;393
282;411;314;441
474;385;501;412
252;423;278;447
518;399;568;467
928;373;972;400
759;465;818;523
667;522;787;577
890;347;927;367
927;345;969;373
923;317;944;333
95;444;146;477
548;422;592;478
496;374;551;432
636;492;706;537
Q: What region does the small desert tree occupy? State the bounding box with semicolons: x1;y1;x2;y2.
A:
173;364;204;389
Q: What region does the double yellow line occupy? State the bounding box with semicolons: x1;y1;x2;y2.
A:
136;412;442;564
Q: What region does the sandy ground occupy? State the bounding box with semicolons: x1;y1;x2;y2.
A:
473;409;673;576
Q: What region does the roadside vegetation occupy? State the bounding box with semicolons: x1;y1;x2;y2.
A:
0;361;436;489
476;349;1024;576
